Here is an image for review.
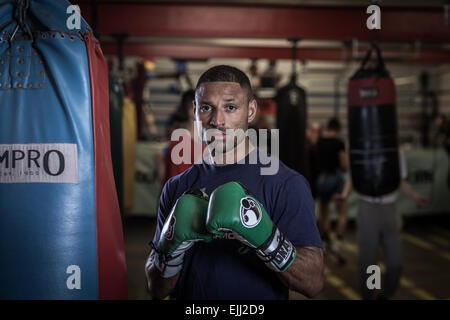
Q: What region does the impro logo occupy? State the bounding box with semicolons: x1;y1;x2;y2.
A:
0;143;78;184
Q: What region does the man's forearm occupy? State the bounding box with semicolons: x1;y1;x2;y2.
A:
145;251;179;300
276;246;324;298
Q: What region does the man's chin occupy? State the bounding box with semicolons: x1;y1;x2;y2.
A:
207;141;248;163
206;142;233;154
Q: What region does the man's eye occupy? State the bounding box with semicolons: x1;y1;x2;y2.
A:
226;105;236;111
200;105;211;112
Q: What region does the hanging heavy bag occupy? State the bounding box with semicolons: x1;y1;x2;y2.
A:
109;73;124;214
122;96;137;214
0;0;127;299
275;75;309;178
347;43;400;197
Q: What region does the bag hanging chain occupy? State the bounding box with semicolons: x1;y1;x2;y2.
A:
10;0;34;42
0;0;34;43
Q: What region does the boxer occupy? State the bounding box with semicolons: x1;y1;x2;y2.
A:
146;65;323;300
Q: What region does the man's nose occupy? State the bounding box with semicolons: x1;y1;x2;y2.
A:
210;108;225;128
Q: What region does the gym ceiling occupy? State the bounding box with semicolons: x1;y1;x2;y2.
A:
75;0;450;64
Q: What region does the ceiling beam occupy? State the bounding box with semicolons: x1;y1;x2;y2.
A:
76;2;450;43
100;42;450;64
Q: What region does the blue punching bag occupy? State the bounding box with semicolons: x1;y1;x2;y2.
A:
0;0;127;299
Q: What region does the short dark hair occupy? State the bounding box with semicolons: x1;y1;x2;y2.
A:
327;117;341;131
195;65;254;102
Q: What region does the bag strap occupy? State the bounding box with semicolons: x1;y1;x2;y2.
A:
0;0;34;43
360;42;386;72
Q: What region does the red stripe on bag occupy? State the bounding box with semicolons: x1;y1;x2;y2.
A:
348;77;395;107
85;32;128;299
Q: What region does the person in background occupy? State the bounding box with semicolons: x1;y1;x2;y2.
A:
315;117;348;264
429;113;450;188
430;114;449;148
306;122;323;200
337;150;430;300
162;90;205;186
166;90;194;140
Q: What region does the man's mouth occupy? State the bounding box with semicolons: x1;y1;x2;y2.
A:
213;133;227;141
206;128;228;142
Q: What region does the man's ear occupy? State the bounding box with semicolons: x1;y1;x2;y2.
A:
192;100;197;118
248;98;257;123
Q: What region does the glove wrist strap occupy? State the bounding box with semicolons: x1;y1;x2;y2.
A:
256;226;296;272
150;242;185;278
153;251;184;278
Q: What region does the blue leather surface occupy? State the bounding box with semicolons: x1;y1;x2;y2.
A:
0;0;98;299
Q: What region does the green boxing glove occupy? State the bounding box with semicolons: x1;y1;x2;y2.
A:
206;182;296;273
152;189;212;278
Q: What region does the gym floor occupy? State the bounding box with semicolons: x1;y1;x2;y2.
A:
123;214;450;300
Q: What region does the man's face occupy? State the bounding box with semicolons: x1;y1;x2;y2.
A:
194;82;256;154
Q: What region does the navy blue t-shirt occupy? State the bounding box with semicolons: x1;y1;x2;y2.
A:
152;148;322;300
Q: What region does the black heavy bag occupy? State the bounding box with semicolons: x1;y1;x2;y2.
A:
109;73;124;213
275;77;309;179
347;44;400;196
